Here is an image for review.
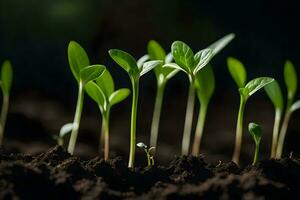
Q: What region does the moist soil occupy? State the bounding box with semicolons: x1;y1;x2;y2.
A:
0;146;299;200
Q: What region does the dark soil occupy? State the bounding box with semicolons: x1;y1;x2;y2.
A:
0;146;299;200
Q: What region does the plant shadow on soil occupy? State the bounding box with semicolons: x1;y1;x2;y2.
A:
1;146;300;200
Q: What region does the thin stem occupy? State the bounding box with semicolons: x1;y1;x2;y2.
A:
58;138;63;146
276;110;291;158
146;150;151;167
0;94;9;146
150;81;166;148
270;109;282;158
192;103;208;156
252;142;260;165
232;95;246;164
128;77;139;168
182;76;195;155
67;82;84;155
100;110;110;160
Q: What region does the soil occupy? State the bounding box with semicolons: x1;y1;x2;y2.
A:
0;146;299;200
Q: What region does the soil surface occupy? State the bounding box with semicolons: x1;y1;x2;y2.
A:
0;146;299;200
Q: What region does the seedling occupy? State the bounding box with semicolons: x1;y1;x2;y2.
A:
264;81;283;158
67;41;106;155
227;57;274;164
109;49;162;167
85;69;130;160
137;142;156;167
248;122;262;165
0;60;13;146
53;123;74;146
276;61;300;158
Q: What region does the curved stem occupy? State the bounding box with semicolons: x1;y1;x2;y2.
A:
232;95;246;165
276;110;291;158
182;76;195;155
128;77;139;168
270;109;282;158
253;142;260;165
150;81;166;148
68;82;84;155
192;103;208;156
0;94;9;146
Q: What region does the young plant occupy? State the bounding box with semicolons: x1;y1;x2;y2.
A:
136;142;156;167
227;57;274;164
109;49;162;168
276;61;300;158
0;60;13;146
146;40;179;148
53;123;74;146
67;41;106;155
248;122;262;165
264;81;283;158
85;69;130;160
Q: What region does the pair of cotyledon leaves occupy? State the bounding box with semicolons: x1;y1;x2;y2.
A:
248;122;262;145
1;60;13;96
68;41;130;112
227;57;274;100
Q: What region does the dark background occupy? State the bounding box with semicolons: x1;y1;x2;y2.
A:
0;0;299;164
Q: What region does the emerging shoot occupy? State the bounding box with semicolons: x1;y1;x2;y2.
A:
248;122;262;165
109;49;161;167
0;60;13;146
85;69;130;160
227;57;274;164
53;123;74;146
67;41;106;155
137;142;156;167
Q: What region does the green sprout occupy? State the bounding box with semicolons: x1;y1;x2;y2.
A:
53;123;74;146
145;40;179;149
136;142;156;167
67;41;106;155
264;81;283;158
109;49;162;168
276;60;299;158
0;60;13;146
85;69;130;160
227;57;274;164
248;122;262;165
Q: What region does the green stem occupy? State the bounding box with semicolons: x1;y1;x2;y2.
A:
146;151;151;167
232;95;246;164
192;103;208;156
270;109;282;158
182;76;195;155
150;81;166;148
128;77;139;168
0;94;9;146
253;142;260;165
67;82;84;155
100;109;110;160
276;109;291;158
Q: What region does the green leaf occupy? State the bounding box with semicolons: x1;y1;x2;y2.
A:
1;60;13;95
248;122;262;144
60;123;74;138
95;69;114;97
284;60;298;100
193;48;214;74
147;40;166;61
108;49;139;75
109;88;130;106
227;57;247;88
85;81;106;108
241;77;274;98
165;52;173;63
68;41;90;82
137;142;147;149
171;41;194;74
207;33;235;55
195;65;215;105
291;100;300;113
140;60;162;76
163;62;188;74
137;55;150;70
80;65;106;85
264;80;283;110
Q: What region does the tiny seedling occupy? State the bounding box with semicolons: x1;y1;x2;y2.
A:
85;69;130;160
137;142;156;167
0;60;13;146
53;123;74;146
67;41;106;155
248;122;262;165
227;57;274;164
109;49;162;167
264;81;283;158
276;61;300;158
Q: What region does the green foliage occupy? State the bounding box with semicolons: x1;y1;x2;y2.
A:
171;41;195;73
284;60;298;100
240;77;274;99
109;89;131;106
248;122;262;145
1;60;13;95
136;142;156;167
207;33;235;55
227;57;246;88
264;80;284;110
80;65;106;85
193;49;214;74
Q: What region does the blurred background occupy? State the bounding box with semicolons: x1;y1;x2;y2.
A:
0;0;299;164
